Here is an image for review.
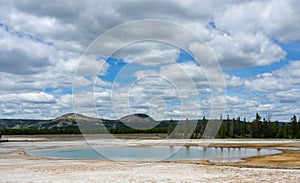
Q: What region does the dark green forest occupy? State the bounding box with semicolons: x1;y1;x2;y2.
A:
1;113;300;138
214;113;300;138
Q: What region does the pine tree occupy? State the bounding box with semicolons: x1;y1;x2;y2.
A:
291;115;298;138
251;113;262;138
274;121;280;138
184;118;190;139
167;119;174;137
218;121;226;138
200;116;207;137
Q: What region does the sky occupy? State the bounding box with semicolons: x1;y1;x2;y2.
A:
0;0;300;122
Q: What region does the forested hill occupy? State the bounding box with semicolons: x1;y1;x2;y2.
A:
0;113;169;130
0;113;92;130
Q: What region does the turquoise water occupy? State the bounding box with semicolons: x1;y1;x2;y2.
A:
28;146;281;162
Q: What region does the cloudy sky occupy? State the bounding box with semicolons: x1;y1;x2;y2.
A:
0;0;300;121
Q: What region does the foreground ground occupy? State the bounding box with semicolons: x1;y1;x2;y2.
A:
1;135;300;182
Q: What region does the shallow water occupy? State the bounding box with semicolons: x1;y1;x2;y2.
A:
28;146;281;162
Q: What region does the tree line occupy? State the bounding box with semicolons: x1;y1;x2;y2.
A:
166;113;300;139
1;113;300;138
0;128;82;135
218;113;300;138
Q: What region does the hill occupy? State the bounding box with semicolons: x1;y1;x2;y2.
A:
0;113;169;130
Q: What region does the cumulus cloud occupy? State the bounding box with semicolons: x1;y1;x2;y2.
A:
0;92;56;104
241;61;300;120
269;89;300;103
209;32;286;69
0;26;56;74
0;92;61;119
0;0;299;120
215;0;300;42
76;57;108;76
113;42;179;66
245;61;300;92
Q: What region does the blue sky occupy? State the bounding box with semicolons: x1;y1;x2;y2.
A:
0;0;300;121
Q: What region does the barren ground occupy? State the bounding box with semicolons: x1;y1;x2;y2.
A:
1;136;300;182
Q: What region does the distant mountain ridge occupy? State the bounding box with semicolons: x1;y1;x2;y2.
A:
0;113;164;130
120;113;158;130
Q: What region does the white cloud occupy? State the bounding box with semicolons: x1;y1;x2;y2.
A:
0;27;56;74
73;76;92;87
208;32;286;69
57;94;72;108
9;10;76;38
0;92;56;103
0;0;299;120
0;92;62;119
225;75;243;87
113;42;179;66
76;57;108;76
215;0;300;42
134;70;158;79
240;61;300;121
159;61;207;91
245;61;300;92
185;23;286;69
269;89;300;103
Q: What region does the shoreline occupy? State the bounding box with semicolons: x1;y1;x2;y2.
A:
4;137;300;168
1;137;300;182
